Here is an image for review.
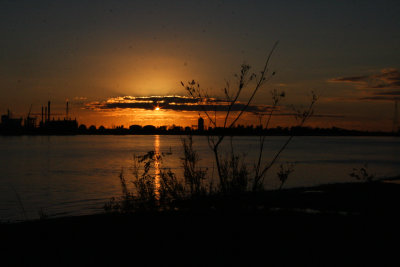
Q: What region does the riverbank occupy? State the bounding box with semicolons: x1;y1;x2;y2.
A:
2;125;399;136
2;180;400;266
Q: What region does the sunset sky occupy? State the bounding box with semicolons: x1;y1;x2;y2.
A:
1;0;399;131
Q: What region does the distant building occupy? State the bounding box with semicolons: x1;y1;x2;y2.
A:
198;116;204;131
24;117;36;129
45;119;78;134
40;101;78;134
0;110;22;132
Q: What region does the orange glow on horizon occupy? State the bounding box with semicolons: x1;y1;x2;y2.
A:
77;108;301;129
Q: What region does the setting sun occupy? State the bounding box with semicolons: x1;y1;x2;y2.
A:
1;2;400;264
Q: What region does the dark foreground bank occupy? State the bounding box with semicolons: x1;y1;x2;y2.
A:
2;180;400;266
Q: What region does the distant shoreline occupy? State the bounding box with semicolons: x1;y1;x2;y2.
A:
1;130;399;137
1;133;399;137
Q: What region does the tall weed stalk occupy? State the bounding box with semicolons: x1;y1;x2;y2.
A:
182;42;317;193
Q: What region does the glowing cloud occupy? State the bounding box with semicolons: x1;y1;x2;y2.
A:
85;95;273;113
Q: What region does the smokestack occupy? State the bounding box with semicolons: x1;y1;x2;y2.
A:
66;101;69;120
45;106;47;122
41;106;44;123
48;101;51;121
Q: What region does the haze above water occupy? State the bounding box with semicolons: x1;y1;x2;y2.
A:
1;135;399;221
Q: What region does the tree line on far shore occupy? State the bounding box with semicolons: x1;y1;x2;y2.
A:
0;123;398;136
73;124;399;136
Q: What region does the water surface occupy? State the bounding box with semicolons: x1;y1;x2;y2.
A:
1;135;399;221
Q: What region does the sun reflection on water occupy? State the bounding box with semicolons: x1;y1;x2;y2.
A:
154;135;161;200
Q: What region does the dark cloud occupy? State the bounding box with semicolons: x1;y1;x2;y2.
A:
372;90;400;96
331;75;368;83
86;95;270;112
120;96;201;104
360;96;400;101
86;95;344;119
330;68;400;90
270;113;345;118
330;68;400;101
360;90;400;101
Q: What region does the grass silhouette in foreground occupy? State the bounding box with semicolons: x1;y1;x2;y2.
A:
105;43;320;214
104;138;400;215
5;179;400;267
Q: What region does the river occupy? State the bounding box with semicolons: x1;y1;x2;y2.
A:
1;135;399;221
